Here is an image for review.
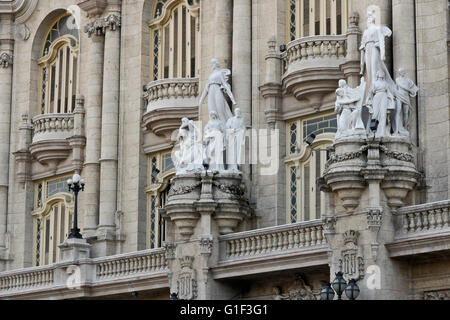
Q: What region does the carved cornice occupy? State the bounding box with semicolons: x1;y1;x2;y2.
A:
0;52;13;68
77;0;107;17
0;0;38;24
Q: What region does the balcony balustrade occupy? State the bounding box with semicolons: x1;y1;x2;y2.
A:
142;78;199;138
387;200;450;258
281;34;358;102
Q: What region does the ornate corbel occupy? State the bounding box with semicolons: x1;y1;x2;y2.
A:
104;13;121;31
199;235;214;284
366;208;383;262
0;52;13;68
84;18;106;37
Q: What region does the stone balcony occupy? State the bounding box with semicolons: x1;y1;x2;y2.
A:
142;78;199;139
212;219;329;280
281;34;359;103
0;248;168;299
387;200;450;259
29;113;75;168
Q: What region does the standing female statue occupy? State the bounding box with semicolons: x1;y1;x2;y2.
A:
366;71;396;138
360;9;396;94
199;58;237;124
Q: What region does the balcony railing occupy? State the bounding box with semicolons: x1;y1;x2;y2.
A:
213;220;328;279
396;200;450;238
142;78;199;138
32;113;74;143
0;265;54;293
387;200;450;258
94;248;167;281
0;248;168;298
282;35;347;72
221;219;326;261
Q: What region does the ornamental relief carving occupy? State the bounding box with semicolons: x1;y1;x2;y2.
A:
338;230;365;280
424;289;450;300
273;275;316;300
0;52;13;68
177;256;198;300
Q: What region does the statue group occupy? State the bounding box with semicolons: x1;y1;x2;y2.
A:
335;9;418;140
173;59;246;175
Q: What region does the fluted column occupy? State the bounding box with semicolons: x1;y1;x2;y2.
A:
83;25;105;235
98;12;121;233
0;14;13;251
214;0;233;69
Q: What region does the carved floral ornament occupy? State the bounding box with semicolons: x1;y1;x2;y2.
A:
84;13;121;37
273;275;317;300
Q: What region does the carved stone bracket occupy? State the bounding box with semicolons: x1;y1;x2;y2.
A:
84;19;106;37
199;235;214;256
104;13;121;31
0;52;13;68
163;241;176;260
366;208;383;262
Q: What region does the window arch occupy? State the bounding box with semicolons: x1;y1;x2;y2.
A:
285;113;337;223
38;14;79;115
32;175;74;266
150;0;200;81
146;151;175;249
287;0;348;42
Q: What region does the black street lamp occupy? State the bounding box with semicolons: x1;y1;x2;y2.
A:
320;282;335;301
331;271;347;300
67;173;85;239
345;279;360;300
170;292;179;300
321;272;360;300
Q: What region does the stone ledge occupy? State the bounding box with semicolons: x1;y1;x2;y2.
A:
386;232;450;258
212;246;329;280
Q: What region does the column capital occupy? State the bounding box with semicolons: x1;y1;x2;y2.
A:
0;52;12;68
84;13;121;37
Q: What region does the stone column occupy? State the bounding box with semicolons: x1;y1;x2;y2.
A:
0;14;13;252
98;12;121;241
392;0;417;144
214;0;233;69
83;26;105;236
232;0;251;124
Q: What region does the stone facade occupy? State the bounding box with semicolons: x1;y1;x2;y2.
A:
0;0;449;300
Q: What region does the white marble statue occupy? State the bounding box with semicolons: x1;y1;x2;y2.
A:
172;117;203;174
360;9;395;93
393;68;418;136
199;58;237;124
366;70;396;138
335;78;366;140
203;111;226;172
226;108;246;172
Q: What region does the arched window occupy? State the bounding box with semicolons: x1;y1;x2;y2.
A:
38;14;79;115
285;113;337;223
146;151;175;248
32;175;74;266
150;0;200;81
287;0;348;41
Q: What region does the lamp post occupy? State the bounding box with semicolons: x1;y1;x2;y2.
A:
67;173;85;239
321;272;360;300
